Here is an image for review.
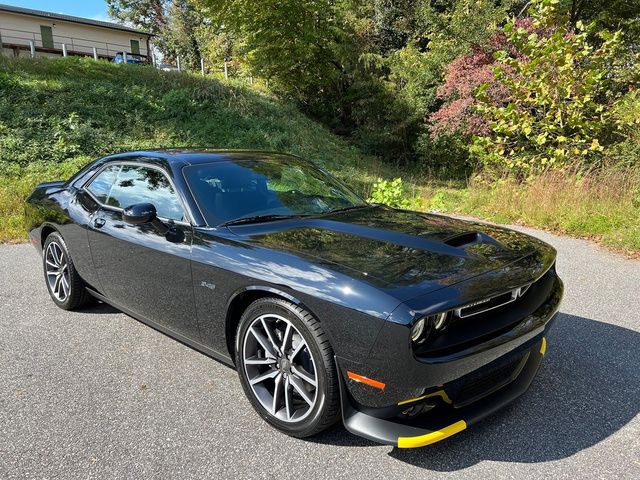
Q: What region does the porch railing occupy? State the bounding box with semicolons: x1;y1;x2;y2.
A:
0;26;149;61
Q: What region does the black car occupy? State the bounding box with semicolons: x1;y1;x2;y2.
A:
25;150;563;448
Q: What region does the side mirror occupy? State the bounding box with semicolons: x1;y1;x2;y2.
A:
122;203;170;235
122;203;157;225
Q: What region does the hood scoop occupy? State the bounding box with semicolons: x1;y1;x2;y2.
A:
444;231;482;248
444;231;505;250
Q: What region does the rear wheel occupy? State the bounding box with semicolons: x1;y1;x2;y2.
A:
43;232;93;310
235;297;340;438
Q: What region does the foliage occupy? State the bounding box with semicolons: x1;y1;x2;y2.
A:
189;1;521;166
470;0;632;176
387;0;521;169
194;0;346;98
107;0;168;35
558;0;640;48
608;90;640;167
368;177;424;210
163;0;203;69
108;0;638;174
429;21;533;138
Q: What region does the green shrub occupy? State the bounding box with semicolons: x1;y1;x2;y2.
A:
428;190;447;211
368;177;424;210
608;90;640;168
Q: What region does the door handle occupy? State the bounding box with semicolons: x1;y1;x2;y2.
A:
94;218;106;228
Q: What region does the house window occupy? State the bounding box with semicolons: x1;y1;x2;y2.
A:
40;25;54;49
130;39;140;55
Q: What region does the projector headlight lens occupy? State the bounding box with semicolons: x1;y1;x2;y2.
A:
433;312;448;330
411;312;449;344
410;317;426;343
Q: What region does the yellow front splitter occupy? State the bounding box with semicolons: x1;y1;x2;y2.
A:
397;420;467;448
396;337;547;448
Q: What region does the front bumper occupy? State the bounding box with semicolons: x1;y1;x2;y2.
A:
335;266;562;447
338;335;547;448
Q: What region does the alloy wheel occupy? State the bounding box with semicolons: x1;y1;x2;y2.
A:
242;313;319;423
45;241;70;302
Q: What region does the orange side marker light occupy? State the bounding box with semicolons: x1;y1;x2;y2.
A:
347;371;386;391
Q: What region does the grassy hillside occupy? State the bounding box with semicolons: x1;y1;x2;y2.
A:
0;56;391;241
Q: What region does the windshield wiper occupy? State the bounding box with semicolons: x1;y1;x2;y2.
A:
327;205;370;214
221;214;308;227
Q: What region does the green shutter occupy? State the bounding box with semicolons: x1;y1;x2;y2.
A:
40;25;53;49
130;39;140;55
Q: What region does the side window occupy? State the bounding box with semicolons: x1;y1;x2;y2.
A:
130;39;140;55
87;164;185;221
86;165;120;204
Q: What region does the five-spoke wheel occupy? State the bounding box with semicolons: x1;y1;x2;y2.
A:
45;241;70;302
236;298;340;437
42;232;92;310
243;313;319;422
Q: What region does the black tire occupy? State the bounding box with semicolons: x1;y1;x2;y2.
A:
235;297;341;438
42;231;93;310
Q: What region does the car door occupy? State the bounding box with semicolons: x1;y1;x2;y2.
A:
84;161;200;341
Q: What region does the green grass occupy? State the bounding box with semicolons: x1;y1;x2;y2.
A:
0;56;393;241
422;170;640;255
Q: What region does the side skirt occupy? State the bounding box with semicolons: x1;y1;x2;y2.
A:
86;288;235;368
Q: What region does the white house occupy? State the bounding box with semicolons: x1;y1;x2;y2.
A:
0;3;152;62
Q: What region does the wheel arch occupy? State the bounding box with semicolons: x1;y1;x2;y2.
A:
224;286;310;361
40;223;59;248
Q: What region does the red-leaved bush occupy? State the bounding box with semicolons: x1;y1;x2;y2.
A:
430;19;533;138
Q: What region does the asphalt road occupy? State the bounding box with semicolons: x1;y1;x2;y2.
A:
1;226;639;479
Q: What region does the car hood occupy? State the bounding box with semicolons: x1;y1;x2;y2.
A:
228;206;555;300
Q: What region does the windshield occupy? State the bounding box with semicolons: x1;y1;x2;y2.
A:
183;156;367;226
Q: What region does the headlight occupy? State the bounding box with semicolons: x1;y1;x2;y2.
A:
410;317;426;343
411;312;450;344
432;312;448;330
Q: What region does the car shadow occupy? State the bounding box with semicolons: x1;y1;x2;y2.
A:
313;313;640;469
76;300;121;315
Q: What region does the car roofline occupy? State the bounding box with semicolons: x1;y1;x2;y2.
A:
99;149;308;166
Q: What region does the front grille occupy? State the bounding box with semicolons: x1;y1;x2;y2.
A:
455;283;531;318
446;352;527;407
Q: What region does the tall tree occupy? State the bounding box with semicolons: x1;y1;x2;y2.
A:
164;0;203;69
107;0;203;68
107;0;169;51
195;0;348;97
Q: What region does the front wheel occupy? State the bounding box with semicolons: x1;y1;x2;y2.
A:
235;298;340;438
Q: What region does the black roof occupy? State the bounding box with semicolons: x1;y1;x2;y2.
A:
0;3;151;36
104;149;301;166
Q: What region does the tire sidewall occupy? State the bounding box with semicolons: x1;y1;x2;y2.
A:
235;299;330;437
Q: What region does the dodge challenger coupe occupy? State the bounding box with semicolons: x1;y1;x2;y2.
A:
25;150;563;448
